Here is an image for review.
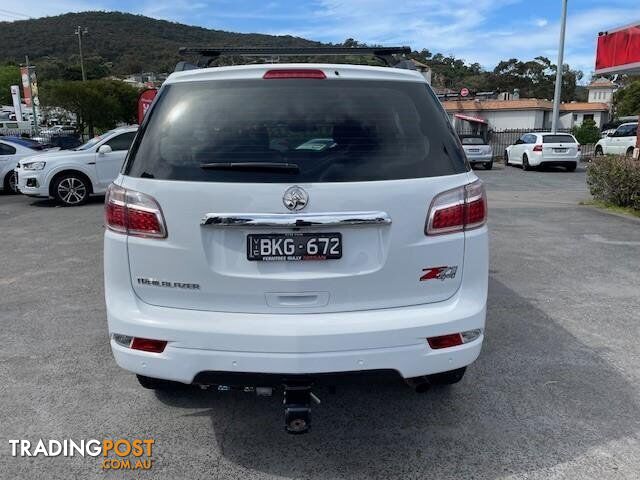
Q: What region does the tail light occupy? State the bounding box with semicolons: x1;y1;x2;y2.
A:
105;183;167;238
532;144;543;152
426;180;487;235
263;69;326;79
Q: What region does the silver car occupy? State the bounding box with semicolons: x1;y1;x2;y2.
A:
461;136;493;170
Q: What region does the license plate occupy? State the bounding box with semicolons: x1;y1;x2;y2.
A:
247;233;342;261
553;148;567;153
468;149;480;153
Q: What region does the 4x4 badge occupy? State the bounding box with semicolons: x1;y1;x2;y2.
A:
283;185;308;211
420;266;458;282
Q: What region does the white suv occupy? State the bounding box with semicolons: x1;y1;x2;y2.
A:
595;122;638;157
104;61;488;432
16;126;137;206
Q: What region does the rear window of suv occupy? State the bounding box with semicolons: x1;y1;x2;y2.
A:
543;134;575;143
125;79;467;182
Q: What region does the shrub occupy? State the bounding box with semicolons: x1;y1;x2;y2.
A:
572;119;601;145
587;155;640;210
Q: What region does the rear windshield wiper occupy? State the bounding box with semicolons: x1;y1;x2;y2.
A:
200;162;300;173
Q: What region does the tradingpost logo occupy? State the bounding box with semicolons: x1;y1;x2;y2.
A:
9;438;155;470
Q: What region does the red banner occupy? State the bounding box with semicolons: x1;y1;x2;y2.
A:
137;88;158;124
595;23;640;74
20;66;32;107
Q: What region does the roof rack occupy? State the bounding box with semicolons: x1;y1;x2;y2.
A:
175;46;413;72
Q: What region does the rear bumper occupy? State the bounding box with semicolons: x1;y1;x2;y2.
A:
466;154;493;163
105;228;488;383
530;153;580;166
111;336;483;383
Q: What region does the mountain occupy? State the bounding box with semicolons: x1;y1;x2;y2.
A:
0;11;321;76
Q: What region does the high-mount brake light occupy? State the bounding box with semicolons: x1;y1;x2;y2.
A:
425;180;487;235
263;69;326;79
105;184;167;238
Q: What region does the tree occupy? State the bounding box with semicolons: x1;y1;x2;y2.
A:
34;56;111;82
41;79;138;136
572;119;601;144
614;79;640;117
0;65;21;105
490;56;582;100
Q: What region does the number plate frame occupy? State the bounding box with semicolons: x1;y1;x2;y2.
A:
247;232;342;261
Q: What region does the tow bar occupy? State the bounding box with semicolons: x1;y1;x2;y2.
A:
200;378;322;434
283;379;320;434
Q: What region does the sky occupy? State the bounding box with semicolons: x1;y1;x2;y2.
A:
1;0;638;79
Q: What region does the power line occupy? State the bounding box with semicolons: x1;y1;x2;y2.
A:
0;8;30;19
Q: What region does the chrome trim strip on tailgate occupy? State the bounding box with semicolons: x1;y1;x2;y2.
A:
201;212;391;228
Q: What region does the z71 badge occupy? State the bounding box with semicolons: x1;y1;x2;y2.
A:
420;266;458;282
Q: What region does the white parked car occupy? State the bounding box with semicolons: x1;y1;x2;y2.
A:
0;137;50;194
460;135;493;170
505;132;580;171
16;126;137;206
104;61;488;433
595;122;638;157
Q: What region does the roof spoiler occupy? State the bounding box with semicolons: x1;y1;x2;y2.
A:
174;46;413;72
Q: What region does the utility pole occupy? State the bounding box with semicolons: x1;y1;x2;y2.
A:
74;25;88;81
551;0;568;133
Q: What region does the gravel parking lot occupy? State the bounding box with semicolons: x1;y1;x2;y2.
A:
1;164;639;479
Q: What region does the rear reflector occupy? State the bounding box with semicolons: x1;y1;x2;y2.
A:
428;333;463;349
533;144;543;152
428;329;482;349
263;69;326;79
426;180;487;235
105;183;167;238
131;337;167;353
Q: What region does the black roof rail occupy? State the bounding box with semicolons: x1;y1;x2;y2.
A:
175;46;413;71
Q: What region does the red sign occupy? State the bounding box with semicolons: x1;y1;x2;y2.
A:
137;88;158;124
460;87;470;97
595;23;640;74
20;67;31;106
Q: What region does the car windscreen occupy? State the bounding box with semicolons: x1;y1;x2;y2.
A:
125;79;468;182
461;137;485;145
543;135;575;144
75;131;113;151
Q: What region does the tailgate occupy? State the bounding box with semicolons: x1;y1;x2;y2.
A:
123;175;467;314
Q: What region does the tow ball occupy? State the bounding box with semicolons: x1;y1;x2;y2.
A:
283;380;321;434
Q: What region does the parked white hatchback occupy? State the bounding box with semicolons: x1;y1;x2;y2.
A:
104;59;488;432
505;132;580;171
1;137;51;193
595;122;637;157
16;126;137;206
